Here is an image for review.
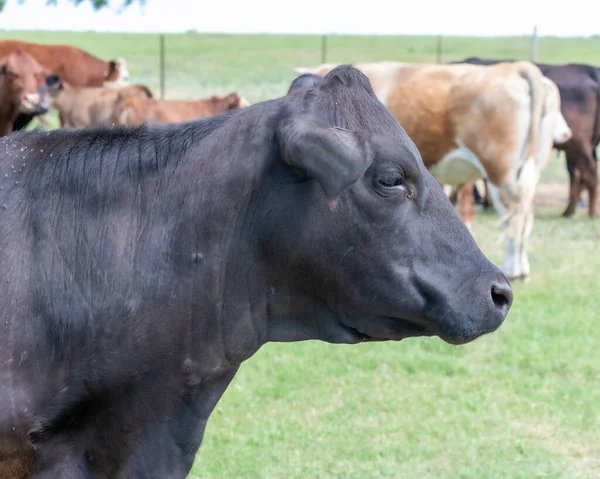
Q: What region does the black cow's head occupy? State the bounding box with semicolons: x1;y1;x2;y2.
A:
261;66;512;346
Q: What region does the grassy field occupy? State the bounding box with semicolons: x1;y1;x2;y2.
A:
1;30;599;478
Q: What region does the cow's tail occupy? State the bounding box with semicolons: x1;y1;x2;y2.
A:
500;62;545;225
516;61;545;170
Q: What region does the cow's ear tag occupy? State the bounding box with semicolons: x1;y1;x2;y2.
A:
278;117;372;200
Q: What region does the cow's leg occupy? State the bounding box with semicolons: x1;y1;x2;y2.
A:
457;183;475;230
472;183;482;205
472;179;486;206
485;183;508;220
562;148;578;217
29;395;145;478
563;150;579;217
488;158;540;281
584;153;599;217
481;179;492;210
501;198;533;281
122;367;238;478
517;199;535;280
28;363;220;478
563;142;592;217
588;183;599;217
564;170;584;218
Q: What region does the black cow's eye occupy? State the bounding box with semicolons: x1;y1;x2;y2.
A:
378;173;404;188
375;171;415;200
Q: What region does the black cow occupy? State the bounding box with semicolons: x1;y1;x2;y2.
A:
0;65;512;478
452;57;600;218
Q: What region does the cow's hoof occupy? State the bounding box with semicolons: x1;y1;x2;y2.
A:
505;273;529;283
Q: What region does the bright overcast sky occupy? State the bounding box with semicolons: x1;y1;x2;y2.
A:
0;0;599;37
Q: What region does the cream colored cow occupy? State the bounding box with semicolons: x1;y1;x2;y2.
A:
449;74;572;234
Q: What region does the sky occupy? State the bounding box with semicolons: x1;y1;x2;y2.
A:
0;0;599;37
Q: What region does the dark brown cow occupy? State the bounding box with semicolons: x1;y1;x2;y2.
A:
114;92;250;125
0;50;49;136
0;40;129;88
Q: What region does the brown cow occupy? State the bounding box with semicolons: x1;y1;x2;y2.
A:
0;40;130;130
0;50;49;136
44;75;152;129
114;93;250;125
0;40;129;88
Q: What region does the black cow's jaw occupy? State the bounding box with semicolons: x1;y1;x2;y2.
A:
335;314;435;343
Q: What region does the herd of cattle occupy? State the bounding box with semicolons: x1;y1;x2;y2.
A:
2;39;599;284
0;39;249;135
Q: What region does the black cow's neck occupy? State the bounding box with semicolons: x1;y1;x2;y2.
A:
114;114;282;476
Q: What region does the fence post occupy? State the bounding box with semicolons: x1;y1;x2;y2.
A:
159;34;165;100
530;25;538;62
321;35;327;64
436;35;442;63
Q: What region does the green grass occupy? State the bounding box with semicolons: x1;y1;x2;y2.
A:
1;30;599;478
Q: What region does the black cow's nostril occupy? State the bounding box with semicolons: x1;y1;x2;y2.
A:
491;281;513;311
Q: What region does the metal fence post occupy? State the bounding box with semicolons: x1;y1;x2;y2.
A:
159;34;165;100
530;25;538;62
321;35;327;64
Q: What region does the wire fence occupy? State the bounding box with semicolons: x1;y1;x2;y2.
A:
113;30;600;102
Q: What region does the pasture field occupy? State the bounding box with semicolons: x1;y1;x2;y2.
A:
1;30;599;478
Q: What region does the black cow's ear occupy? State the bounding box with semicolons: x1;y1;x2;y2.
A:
278;117;373;200
287;73;322;94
